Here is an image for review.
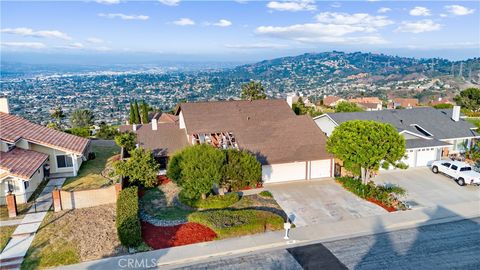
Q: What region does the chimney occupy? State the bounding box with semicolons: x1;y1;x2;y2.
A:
152;118;157;131
286;94;294;108
452;106;460;122
0;96;10;114
133;124;137;132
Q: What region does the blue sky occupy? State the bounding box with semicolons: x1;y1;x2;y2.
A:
1;0;479;63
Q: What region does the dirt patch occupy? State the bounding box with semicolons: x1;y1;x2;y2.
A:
160;181;182;206
40;204;126;261
231;194;287;219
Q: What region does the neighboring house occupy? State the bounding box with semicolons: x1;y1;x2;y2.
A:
314;106;479;169
388;98;419;109
0;97;90;204
348;97;383;111
428;97;454;106
121;100;333;183
322;96;345;107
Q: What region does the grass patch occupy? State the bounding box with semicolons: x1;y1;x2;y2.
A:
179;192;240;209
62;144;120;191
466;118;480;128
187;209;284;239
22;212;80;269
0;225;16;252
141;188;192;221
259;191;273;198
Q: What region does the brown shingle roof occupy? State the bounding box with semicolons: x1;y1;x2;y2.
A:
158;113;178;123
323;96;343;107
119;122;188;157
179;99;332;165
0;112;90;155
0;148;48;180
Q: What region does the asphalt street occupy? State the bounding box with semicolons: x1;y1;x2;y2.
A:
174;218;480;270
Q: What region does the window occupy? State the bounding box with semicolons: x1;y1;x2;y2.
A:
441;162;450;167
450;165;458;170
460;167;472;172
24;181;29;190
56;155;73;168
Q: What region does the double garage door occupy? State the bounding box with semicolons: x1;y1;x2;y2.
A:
404;148;438;167
262;159;332;183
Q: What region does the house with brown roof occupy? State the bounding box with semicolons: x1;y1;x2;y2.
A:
120;100;333;183
348;97;383;111
388;98;419;109
322;96;345;107
0;97;90;204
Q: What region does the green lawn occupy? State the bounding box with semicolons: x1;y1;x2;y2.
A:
62;144;120;191
466;118;480;128
0;225;16;252
141;188;193;221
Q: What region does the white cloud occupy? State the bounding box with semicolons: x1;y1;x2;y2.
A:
315;12;393;29
444;5;475;16
159;0;180;6
255;12;392;45
330;2;341;8
86;37;104;44
1;41;46;49
56;42;84;49
377;7;391;14
95;0;120;4
173;18;195;26
225;43;287;49
213;19;232;27
0;27;71;40
396;19;441;33
267;0;316;12
98;13;149;20
409;7;431;16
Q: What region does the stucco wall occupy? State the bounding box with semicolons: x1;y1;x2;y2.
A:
29;143;82;175
60;185;116;210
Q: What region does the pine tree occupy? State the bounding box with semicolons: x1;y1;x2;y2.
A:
129;102;136;124
141;101;149;124
133;100;141;124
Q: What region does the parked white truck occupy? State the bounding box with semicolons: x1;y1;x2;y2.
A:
431;160;480;186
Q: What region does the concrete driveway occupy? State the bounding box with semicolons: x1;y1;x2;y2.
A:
267;179;385;227
375;167;480;209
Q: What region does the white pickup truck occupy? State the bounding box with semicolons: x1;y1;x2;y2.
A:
431;160;480;186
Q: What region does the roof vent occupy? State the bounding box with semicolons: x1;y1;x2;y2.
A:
452;106;460;122
133;124;137;132
0;96;10;114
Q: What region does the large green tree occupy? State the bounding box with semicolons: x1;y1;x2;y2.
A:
140;100;150;124
114;131;137;153
167;144;225;199
96;122;119;139
114;148;159;188
133;100;141;124
454;88;480;112
327;120;407;184
292;97;322;117
70;109;94;128
335;101;364;113
240;81;267;101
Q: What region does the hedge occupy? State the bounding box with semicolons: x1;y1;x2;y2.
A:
116;186;142;247
180;192;240;209
188;209;284;239
336;177;405;208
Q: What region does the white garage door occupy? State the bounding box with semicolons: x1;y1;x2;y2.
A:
310;160;332;179
403;149;417;168
262;162;306;183
416;148;436;167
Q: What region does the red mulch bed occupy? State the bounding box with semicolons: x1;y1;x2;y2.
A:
367;197;396;212
157;175;171;185
239;182;263;191
141;222;217;249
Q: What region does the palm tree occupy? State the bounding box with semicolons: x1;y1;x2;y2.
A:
70;109;94;128
50;107;65;126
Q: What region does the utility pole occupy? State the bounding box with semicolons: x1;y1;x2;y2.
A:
459;62;464;78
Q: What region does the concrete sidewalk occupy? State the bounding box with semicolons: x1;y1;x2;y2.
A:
0;178;66;270
57;201;480;270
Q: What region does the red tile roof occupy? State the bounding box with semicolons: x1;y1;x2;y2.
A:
0;148;48;180
323;96;343;107
0;112;90;155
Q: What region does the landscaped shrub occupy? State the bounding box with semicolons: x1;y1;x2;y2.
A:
187;209;284;239
179;192;240;209
259;191;273;198
222;149;262;191
336;177;406;210
116;186;142;247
